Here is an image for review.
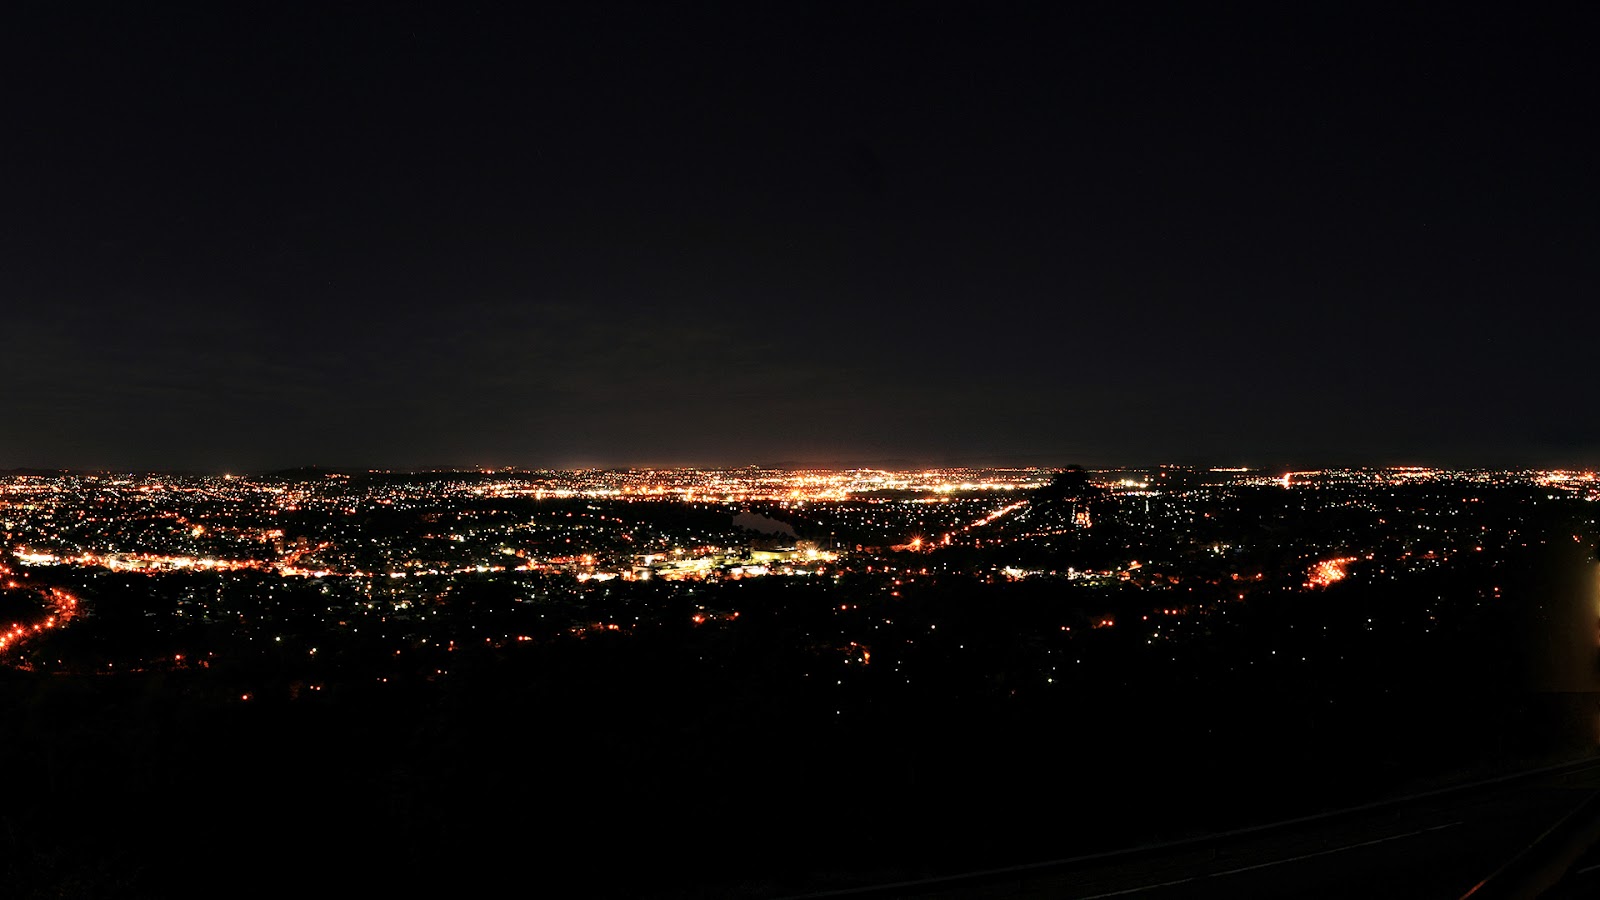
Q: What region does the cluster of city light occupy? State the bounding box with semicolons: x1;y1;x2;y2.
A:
3;464;1593;610
1306;557;1358;589
1264;467;1597;491
1534;471;1598;496
15;540;837;584
467;467;1050;502
8;465;1589;514
68;551;268;573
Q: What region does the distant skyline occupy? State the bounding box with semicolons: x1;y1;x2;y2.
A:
3;455;1596;478
3;4;1596;472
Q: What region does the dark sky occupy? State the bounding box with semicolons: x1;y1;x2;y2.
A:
2;2;1596;472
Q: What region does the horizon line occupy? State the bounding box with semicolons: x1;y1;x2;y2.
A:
2;460;1596;478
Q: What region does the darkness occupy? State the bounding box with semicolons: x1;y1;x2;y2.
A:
2;2;1596;471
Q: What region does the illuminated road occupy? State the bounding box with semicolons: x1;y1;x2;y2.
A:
941;500;1029;546
0;558;80;655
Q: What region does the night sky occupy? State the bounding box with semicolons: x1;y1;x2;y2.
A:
3;3;1596;472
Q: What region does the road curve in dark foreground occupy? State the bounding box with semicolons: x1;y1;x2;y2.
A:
786;757;1600;900
0;558;80;656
